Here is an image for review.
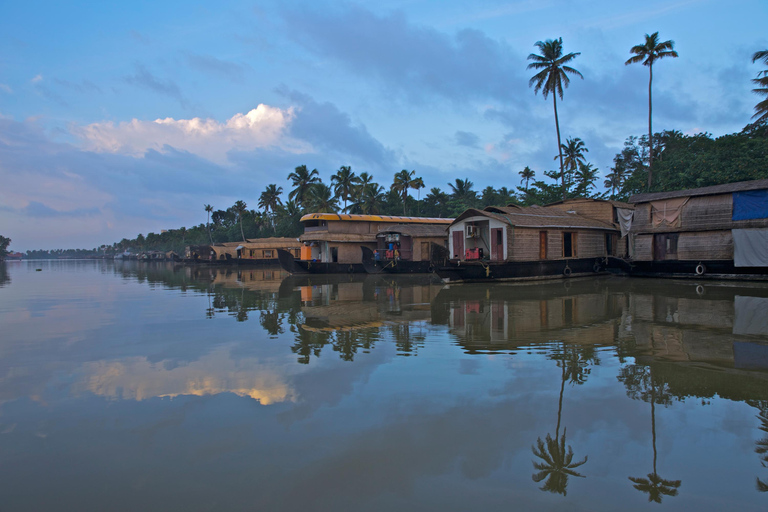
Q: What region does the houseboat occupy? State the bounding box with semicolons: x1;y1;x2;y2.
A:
277;213;453;274
360;223;450;274
187;238;302;266
624;179;768;279
435;204;623;283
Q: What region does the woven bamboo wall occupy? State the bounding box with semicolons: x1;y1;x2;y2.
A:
681;195;732;230
508;228;540;261
548;200;615;224
576;231;607;258
677;231;733;260
632;234;654;261
633;193;768;234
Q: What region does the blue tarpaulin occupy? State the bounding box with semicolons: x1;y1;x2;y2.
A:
732;189;768;220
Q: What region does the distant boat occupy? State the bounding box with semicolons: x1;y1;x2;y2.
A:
4;252;23;260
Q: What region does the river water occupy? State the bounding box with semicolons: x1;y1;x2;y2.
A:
1;260;767;511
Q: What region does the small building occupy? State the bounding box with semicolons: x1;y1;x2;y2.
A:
628;179;768;269
298;214;453;264
447;205;620;263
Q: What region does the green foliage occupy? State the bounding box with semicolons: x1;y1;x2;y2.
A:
0;235;10;259
615;124;768;199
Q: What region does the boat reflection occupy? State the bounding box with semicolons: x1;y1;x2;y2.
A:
278;274;443;363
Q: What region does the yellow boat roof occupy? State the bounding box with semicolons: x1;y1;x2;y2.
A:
300;213;453;224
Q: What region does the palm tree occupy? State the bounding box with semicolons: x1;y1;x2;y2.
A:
288;165;321;208
391;170;420;216
258;184;284;231
306;184;339;213
528;38;583;201
519;166;535;191
560;137;588;195
412;176;425;214
447;178;476;205
574;162;598;197
603;170;624;200
204;204;214;245
359;183;385;214
751;50;768;124
625;32;679;190
331;166;360;212
424;187;450;217
233;200;248;241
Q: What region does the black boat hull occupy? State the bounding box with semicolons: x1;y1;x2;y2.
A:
435;258;607;283
277;249;366;274
615;259;768;280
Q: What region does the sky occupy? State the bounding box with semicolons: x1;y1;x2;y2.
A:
1;0;766;250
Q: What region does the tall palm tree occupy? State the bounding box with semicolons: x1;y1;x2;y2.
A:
560;137;588;195
528;38;583;201
751;50;768;124
391;170;420;216
412;177;425;214
331;166;360;212
287;165;321;208
519;166;535;191
233;200;248;242
625;32;678;190
258;184;284;231
204;204;214;245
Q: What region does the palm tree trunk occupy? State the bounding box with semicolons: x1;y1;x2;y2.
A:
647;64;653;190
651;382;657;475
553;95;566;201
240;216;245;242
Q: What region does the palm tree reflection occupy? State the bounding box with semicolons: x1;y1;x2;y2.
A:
619;364;681;502
756;404;768;492
531;342;592;495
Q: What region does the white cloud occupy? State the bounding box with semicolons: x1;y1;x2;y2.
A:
0;84;12;94
73;104;308;164
30;74;43;83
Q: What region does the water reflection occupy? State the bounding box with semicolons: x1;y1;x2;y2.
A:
3;262;768;510
0;262;10;287
281;274;442;363
758;405;768;491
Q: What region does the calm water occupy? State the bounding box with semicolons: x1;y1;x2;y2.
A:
1;260;767;511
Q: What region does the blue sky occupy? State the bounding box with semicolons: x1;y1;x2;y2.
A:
1;0;766;250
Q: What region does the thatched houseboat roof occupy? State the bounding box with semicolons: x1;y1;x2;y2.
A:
544;197;635;209
451;205;617;231
630;179;768;203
